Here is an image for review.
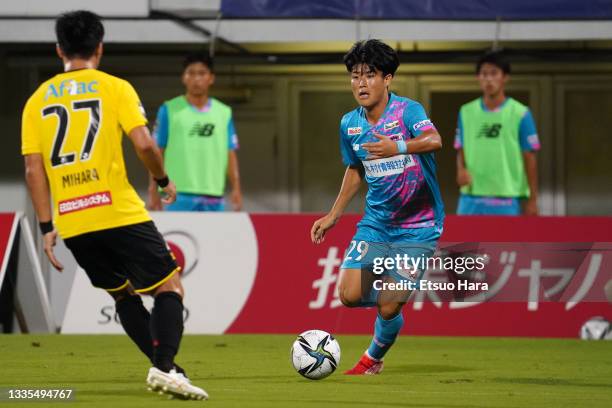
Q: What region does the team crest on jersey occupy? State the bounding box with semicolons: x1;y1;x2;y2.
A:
348;127;362;135
383;120;400;131
413;119;433;132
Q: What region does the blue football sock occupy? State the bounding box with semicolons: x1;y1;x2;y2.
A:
366;313;404;360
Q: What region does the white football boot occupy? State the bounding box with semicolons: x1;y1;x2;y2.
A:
146;367;208;400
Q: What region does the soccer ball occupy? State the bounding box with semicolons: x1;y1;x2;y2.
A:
580;317;612;340
290;329;341;380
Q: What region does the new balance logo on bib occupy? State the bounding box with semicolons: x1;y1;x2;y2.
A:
362;155;416;178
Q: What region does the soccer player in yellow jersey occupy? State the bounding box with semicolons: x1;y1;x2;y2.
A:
21;10;207;400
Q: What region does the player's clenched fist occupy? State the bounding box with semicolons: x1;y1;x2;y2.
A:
362;132;398;159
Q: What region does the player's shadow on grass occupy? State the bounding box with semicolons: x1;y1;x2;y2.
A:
492;377;612;389
384;364;473;374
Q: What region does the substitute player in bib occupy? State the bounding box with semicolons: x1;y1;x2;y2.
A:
311;40;444;375
148;53;242;212
455;51;541;215
21;11;207;400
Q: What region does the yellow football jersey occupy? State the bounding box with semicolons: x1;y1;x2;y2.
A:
21;69;151;238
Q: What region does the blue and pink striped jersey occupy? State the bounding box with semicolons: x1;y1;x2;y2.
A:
339;93;445;229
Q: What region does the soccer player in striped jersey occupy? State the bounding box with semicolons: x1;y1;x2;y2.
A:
311;40;445;375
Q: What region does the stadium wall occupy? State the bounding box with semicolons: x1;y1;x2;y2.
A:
1;54;612;216
43;213;612;338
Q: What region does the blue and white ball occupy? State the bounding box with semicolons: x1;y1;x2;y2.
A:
291;330;341;380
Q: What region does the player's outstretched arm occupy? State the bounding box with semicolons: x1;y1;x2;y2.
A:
24;153;64;271
128;126;176;205
311;166;363;244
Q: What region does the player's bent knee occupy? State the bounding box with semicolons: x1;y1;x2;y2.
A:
151;273;184;298
339;288;362;307
338;269;364;307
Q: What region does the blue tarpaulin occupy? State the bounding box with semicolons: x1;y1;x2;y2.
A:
221;0;612;20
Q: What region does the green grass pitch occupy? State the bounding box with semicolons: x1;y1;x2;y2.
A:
0;334;611;407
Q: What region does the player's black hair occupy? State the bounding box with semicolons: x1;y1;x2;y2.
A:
55;10;104;59
476;50;511;75
343;39;400;77
183;52;214;73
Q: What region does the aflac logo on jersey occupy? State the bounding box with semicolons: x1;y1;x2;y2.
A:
347;127;362;135
413;119;433;132
44;80;99;100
